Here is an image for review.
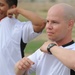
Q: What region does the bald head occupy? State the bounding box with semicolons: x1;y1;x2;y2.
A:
48;3;75;22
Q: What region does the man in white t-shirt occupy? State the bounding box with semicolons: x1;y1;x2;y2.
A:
15;3;75;75
0;0;46;75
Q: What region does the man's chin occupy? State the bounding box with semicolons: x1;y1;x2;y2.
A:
48;38;56;41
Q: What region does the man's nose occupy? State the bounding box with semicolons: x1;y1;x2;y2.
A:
46;23;53;29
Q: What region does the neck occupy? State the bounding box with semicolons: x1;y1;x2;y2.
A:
62;40;74;47
56;36;72;46
57;40;73;46
56;32;73;46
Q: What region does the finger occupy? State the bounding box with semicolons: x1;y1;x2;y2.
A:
27;58;35;65
7;13;13;18
20;58;34;69
18;61;28;70
23;57;35;65
22;60;30;68
15;14;19;19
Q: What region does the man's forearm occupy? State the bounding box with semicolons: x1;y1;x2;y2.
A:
7;7;46;32
16;8;46;32
51;46;75;70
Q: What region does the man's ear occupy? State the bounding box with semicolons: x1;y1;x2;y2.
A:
68;19;74;30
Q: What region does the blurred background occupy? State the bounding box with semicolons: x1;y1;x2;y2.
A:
17;0;75;75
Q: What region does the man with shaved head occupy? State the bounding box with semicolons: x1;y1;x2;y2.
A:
15;3;75;75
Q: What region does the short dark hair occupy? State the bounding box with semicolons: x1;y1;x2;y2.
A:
5;0;18;7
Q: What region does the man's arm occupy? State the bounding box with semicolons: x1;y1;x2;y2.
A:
50;46;75;70
7;8;46;32
15;57;34;75
40;41;75;70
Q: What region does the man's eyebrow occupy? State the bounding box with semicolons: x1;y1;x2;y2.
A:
0;3;3;5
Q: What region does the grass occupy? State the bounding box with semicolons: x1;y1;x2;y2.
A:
25;40;46;54
31;73;35;75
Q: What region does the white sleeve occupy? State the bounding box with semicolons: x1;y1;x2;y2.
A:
27;49;43;75
21;21;41;43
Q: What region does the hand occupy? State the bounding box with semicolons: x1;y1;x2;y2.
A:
15;57;34;74
40;40;57;53
7;8;19;18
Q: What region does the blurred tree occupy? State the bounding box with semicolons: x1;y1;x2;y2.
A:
31;0;35;2
49;0;56;2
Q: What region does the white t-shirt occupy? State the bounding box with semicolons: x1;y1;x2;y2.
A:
28;43;75;75
0;17;41;75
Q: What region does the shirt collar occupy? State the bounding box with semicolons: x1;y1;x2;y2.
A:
62;40;74;47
